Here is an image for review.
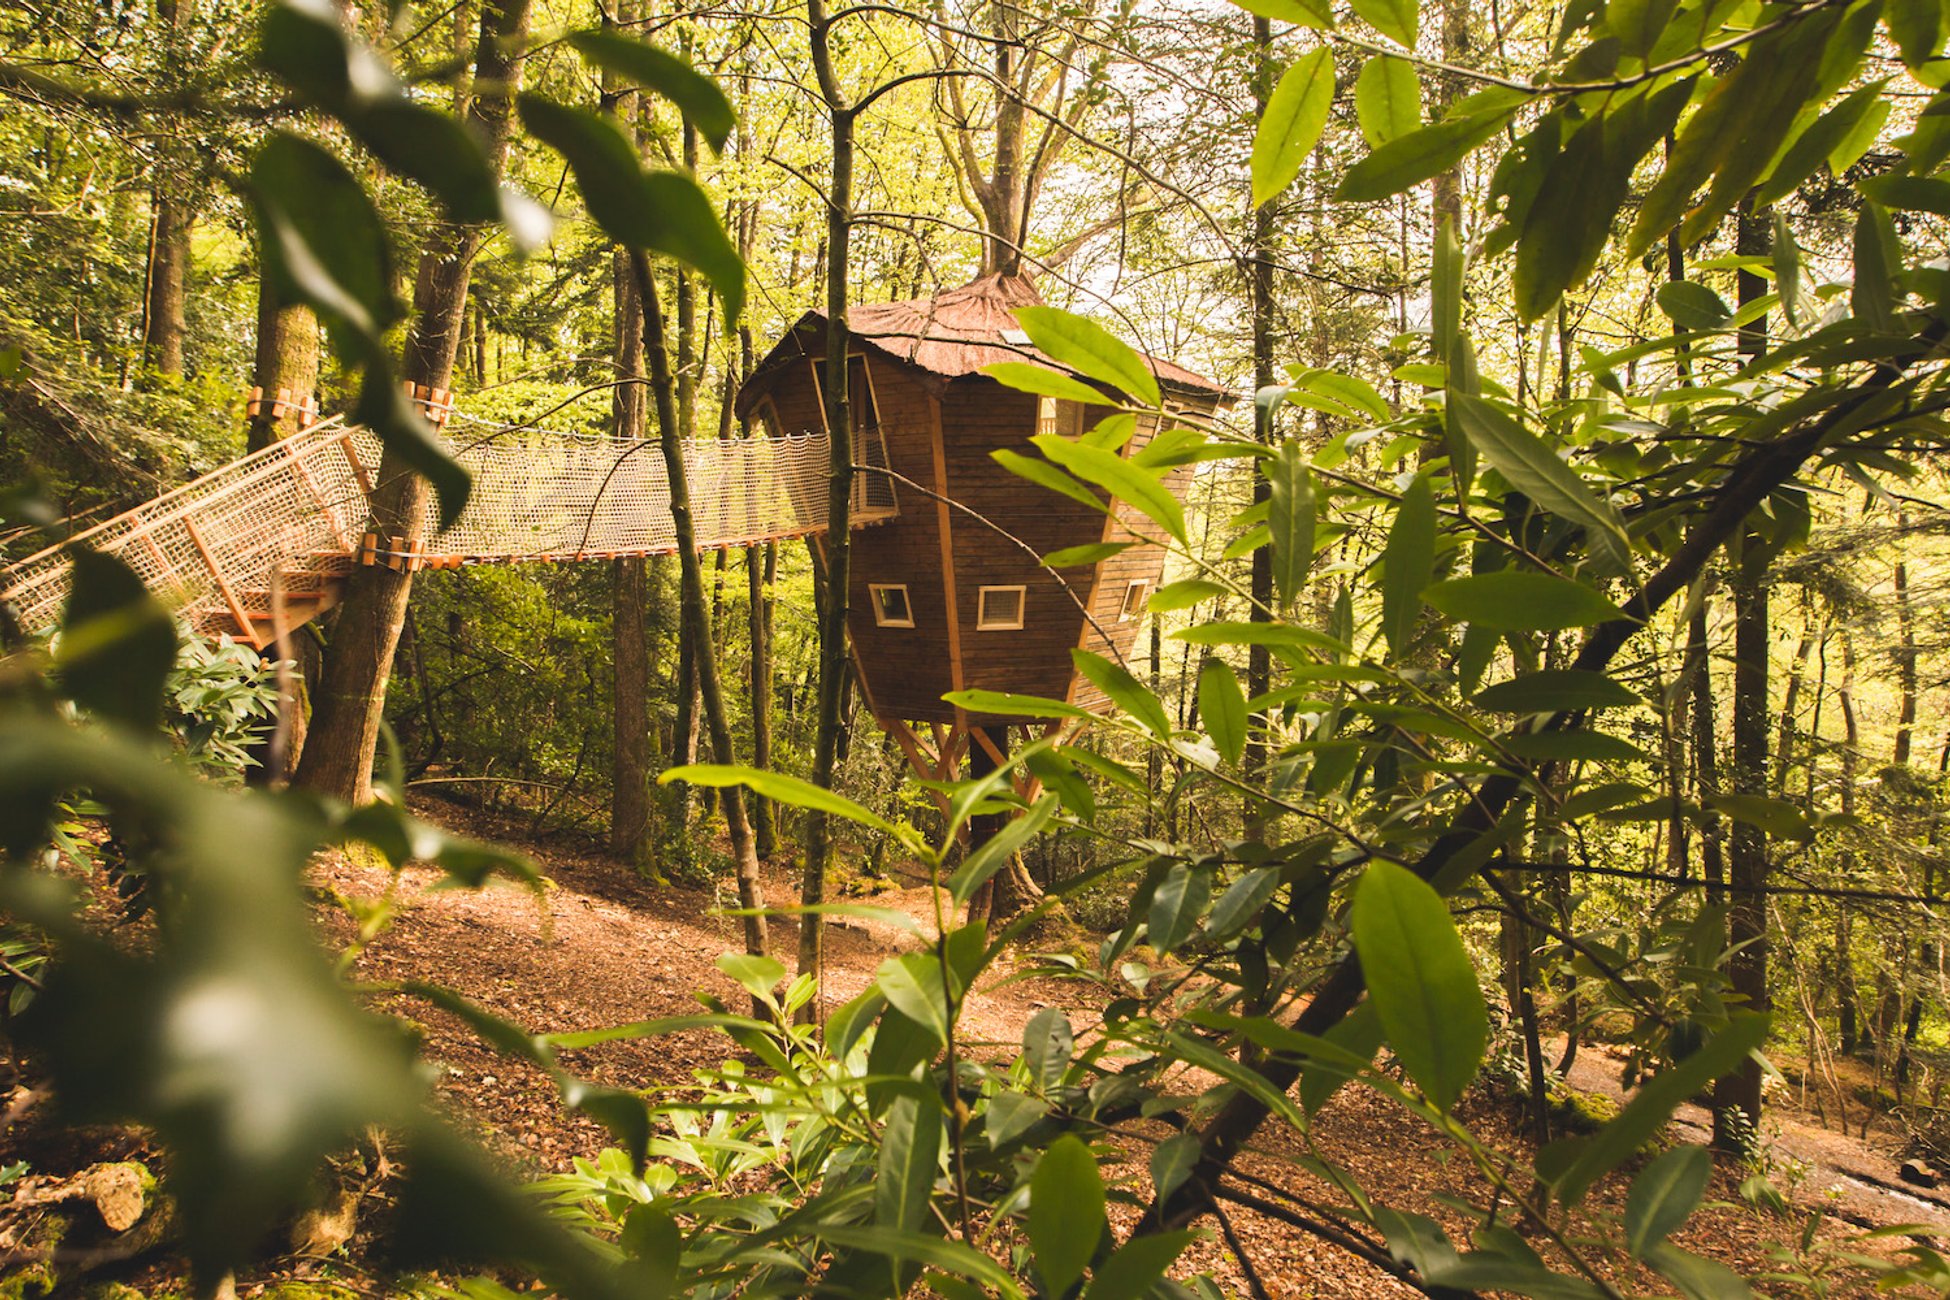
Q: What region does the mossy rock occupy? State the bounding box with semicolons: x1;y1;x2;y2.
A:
1547;1085;1622;1135
0;1263;57;1300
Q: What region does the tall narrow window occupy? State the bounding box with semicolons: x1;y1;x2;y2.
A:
1036;397;1085;438
1119;580;1150;622
977;585;1025;630
869;584;913;628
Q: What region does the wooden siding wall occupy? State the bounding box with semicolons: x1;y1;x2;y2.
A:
742;345;1219;725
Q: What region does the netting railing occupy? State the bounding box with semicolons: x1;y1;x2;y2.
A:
2;419;896;642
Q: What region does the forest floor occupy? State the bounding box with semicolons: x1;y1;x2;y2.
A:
297;795;1950;1298
7;794;1949;1298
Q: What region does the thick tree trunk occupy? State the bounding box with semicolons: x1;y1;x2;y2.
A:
632;251;766;962
800;0;854;1007
294;0;530;804
246;279;320;453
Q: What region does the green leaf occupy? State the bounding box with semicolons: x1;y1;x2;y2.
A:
1472;670;1637;713
1206;867;1280;941
1422;571;1626;631
875;954;952;1045
1657;281;1732;330
1300;1001;1384;1116
1550;1015;1769;1205
1044;541;1131;567
518;96;745;324
993;448;1105;511
1022;1007;1074;1091
1351;0;1417;46
876;1088;942;1238
1149;578;1229;612
1627;8;1842;254
1081;1231;1197;1300
1625;1145;1713;1258
942;688;1091;721
1642;1240;1755;1300
986;1091;1048;1147
1147;1135;1200;1207
1252;48;1336;207
566;31;735;151
1605;0;1678;57
251;133;399;348
1756;82;1889;207
1032;434;1185;544
1229;0;1333;25
353;368;473;530
1861;174;1950;218
980;361;1113;405
1853;201;1902;333
1501;730;1648;764
661;764;906;839
1072;649;1174;737
1148;863;1212;954
1885;0;1944;67
1174;621;1348;654
1447;393;1632;577
1198;658;1249;767
1355;54;1420;146
815;1225;1024;1298
716;952;784;998
59;551;178;730
1350;861;1488;1112
1702;792;1814;842
1029;1136;1106;1298
1381;475;1436;661
1267;440;1317;605
1338;103;1519;202
950;796;1060;905
1013;306;1160;407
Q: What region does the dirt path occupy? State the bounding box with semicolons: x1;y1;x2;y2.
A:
304;800;1948;1296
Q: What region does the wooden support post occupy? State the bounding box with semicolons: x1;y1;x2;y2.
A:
183;516;253;640
337;434;375;498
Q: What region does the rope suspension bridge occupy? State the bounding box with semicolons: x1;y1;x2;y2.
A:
2;416;896;649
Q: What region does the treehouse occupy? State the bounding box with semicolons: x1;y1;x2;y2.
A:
733;272;1229;777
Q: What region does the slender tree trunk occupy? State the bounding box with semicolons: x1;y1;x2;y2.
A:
1838;628;1862;1055
1715;200;1773;1149
1689;605;1728;902
1773;593;1818;796
610;254;653;861
1895;521;1919;768
1243;14;1276;836
295;0;530;803
140;0;194;381
801;0;854;1008
632;251;766;961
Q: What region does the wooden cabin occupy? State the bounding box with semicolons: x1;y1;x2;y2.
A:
734;273;1228;770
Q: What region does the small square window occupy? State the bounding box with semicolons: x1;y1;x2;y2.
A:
868;584;914;628
1119;580;1150;622
977;585;1026;630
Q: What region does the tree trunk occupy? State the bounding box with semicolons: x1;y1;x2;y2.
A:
968;726;1044;922
1243;14;1276;837
1688;605;1727;902
1714;199;1773;1150
1895;521;1919;768
1838;628;1862;1055
141;0;194;381
609;260;653;864
800;0;855;1009
294;0;531;803
246;278;320;453
632;251;766;962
